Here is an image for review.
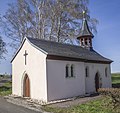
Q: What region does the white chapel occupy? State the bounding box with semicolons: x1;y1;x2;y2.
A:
11;17;112;102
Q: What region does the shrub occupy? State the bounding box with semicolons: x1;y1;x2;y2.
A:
98;88;120;111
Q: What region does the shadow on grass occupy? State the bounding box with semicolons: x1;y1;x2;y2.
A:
112;83;120;88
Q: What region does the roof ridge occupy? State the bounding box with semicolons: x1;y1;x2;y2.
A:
27;37;85;49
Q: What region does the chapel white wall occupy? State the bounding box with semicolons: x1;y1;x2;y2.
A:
12;39;48;102
46;60;112;101
46;60;86;101
85;63;112;94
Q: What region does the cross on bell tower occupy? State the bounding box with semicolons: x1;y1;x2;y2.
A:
23;50;28;65
77;11;94;50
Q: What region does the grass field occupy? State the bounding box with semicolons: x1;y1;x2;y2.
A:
112;73;120;88
0;76;12;96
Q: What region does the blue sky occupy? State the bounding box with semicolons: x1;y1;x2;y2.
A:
89;0;120;73
0;0;120;74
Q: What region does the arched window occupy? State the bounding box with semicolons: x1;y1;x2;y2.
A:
81;39;83;46
85;38;88;45
85;66;89;77
66;65;69;78
71;64;74;77
105;68;108;77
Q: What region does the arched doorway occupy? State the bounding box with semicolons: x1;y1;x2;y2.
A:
95;72;99;92
23;74;30;97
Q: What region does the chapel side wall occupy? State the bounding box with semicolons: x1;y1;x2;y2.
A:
12;39;48;102
85;63;112;93
46;60;86;102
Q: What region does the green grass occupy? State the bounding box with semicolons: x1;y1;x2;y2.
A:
112;73;120;88
112;73;120;84
0;81;12;96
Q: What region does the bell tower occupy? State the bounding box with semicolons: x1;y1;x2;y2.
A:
77;11;94;50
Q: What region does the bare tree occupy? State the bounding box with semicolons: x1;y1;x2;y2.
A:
0;0;98;44
0;36;6;59
0;16;6;59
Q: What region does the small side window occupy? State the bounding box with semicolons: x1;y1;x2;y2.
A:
71;64;74;77
66;65;69;78
85;66;89;77
105;68;108;77
66;64;75;78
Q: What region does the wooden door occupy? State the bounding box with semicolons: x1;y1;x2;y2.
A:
24;75;30;97
95;73;99;92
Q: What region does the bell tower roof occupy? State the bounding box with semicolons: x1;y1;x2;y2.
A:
78;19;94;39
77;12;94;39
77;11;94;50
